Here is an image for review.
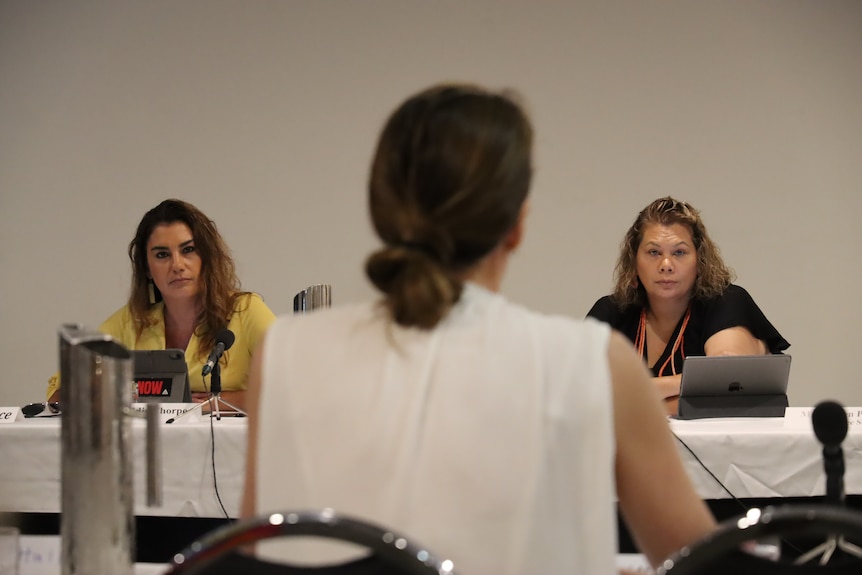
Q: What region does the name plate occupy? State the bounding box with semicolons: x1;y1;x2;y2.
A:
19;534;60;575
783;406;862;430
0;407;21;423
130;402;200;423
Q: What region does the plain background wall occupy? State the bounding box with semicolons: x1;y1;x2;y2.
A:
1;0;860;409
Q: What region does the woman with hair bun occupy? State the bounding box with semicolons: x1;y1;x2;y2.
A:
243;84;716;574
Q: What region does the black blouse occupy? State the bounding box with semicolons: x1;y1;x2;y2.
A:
586;284;790;376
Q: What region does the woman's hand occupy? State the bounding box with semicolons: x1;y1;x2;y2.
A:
652;374;681;417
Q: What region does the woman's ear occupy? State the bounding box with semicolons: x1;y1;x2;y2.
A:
502;201;530;252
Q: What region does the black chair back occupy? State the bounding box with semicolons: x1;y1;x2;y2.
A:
164;509;456;575
658;505;862;575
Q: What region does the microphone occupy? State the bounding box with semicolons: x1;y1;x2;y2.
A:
201;329;235;377
794;401;862;564
812;400;848;506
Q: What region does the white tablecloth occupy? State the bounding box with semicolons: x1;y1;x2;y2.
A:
2;416;861;519
669;417;862;500
0;416;247;518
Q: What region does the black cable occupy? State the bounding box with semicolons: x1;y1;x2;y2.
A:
209;405;231;520
204;373;231;521
673;431;749;512
672;430;805;556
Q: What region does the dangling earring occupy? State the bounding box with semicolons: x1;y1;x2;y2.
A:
148;279;156;305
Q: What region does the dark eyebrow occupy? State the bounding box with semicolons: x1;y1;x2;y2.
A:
643;240;691;248
149;239;194;252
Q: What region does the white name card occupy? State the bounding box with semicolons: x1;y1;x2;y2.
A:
19;535;165;575
19;534;60;575
783;406;862;430
129;402;201;424
0;407;22;423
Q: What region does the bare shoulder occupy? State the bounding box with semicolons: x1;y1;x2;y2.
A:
606;329;671;442
607;330;653;396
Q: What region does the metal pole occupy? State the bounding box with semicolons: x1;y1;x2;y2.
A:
59;324;134;575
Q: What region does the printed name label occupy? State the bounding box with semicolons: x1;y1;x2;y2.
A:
783;406;862;430
0;407;21;423
130;402;200;423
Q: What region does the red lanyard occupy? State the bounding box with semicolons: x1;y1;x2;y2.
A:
635;307;691;376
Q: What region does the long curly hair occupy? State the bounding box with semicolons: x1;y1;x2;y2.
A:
365;84;533;329
612;196;734;308
127;199;247;359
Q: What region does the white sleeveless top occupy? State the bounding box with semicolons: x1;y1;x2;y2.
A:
255;283;616;575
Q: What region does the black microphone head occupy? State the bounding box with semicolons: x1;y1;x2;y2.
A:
216;328;236;351
812;400;848;447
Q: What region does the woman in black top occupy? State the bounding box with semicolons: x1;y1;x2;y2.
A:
587;197;789;415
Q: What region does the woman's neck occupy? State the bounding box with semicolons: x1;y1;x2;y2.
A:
163;298;200;331
163;300;200;351
646;298;689;334
461;247;508;292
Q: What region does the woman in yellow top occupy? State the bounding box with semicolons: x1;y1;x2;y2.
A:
47;199;276;410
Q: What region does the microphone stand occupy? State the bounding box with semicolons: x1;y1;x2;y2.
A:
795;447;862;565
165;362;247;423
203;361;246;420
794;526;862;565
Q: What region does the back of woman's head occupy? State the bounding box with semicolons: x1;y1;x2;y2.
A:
613;196;734;306
365;84;533;329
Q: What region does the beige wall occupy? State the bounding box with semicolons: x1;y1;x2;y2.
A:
1;0;860;408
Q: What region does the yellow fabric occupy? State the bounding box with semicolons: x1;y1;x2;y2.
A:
46;293;275;399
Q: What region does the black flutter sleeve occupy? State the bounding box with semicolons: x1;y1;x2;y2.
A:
701;285;790;354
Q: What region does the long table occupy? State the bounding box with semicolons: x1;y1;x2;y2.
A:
0;416;247;518
3;413;862;560
668;416;862;500
2;415;862;519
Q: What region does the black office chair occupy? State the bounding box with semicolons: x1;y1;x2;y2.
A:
657;504;862;575
163;509;456;575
